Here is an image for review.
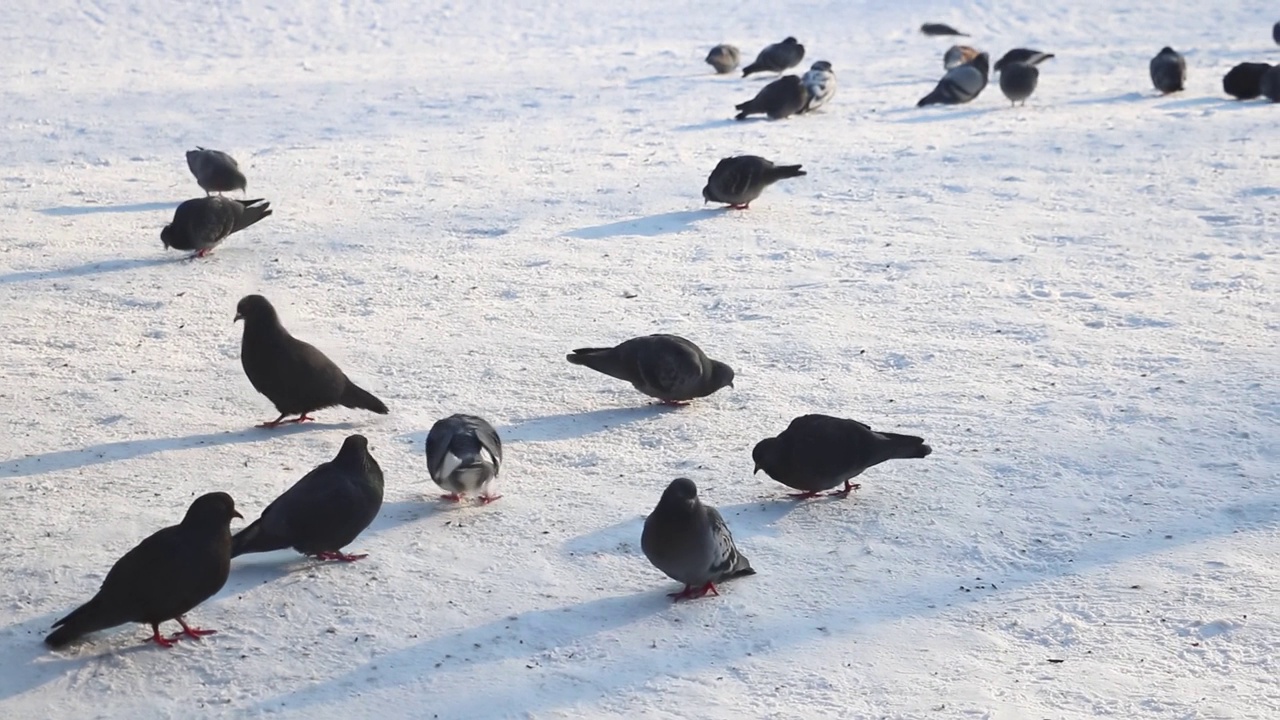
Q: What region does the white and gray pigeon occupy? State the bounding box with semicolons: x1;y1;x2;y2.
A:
161;196;271;258
186;147;247;195
640;478;755;601
1149;47;1186;94
566;334;734;404
742;37;805;77
702;155;806;209
425;414;503;504
943;45;980;70
917;52;990;106
800;61;837;113
753;414;932;498
706;44;740;74
231;435;384;562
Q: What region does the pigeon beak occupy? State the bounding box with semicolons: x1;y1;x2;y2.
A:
233;510;243;519
753;463;760;474
233;312;243;323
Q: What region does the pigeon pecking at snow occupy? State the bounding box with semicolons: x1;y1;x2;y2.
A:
753;414;933;498
706;44;741;74
426;414;504;504
917;52;990;106
160;196;271;259
799;61;837;113
734;74;809;120
45;492;241;649
1149;47;1186;94
742;37;805;77
235;294;389;427
702;155;806;209
567;334;734;405
186;147;247;195
232;435;384;562
1223;62;1272;99
641;478;755;601
1261;65;1280;102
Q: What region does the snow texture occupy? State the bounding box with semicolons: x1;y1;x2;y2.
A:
1;0;1278;718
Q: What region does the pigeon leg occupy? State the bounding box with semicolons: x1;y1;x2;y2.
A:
657;399;690;407
786;490;822;500
827;481;863;497
728;203;750;210
669;582;720;601
479;493;504;504
170;617;218;641
439;493;464;502
192;248;211;259
257;414;291;428
147;623;176;648
312;550;368;562
290;414;315;424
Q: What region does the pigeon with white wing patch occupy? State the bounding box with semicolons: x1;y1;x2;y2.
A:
426;414;504;504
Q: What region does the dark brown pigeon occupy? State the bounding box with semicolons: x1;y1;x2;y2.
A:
566;334;734;405
742;37;805;76
1223;62;1272;99
1149;47;1187;94
186;147;247;195
641;478;755;601
702;155;806;209
753;414;932;498
734;75;809;120
45;492;241;649
235;295;389;428
161;196;271;258
920;23;968;37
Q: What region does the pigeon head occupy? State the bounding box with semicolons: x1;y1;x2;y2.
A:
701;184;715;204
183;491;243;527
751;438;780;475
661;477;700;504
811;61;833;72
335;434;372;463
783;37;798;44
160;224;177;249
709;360;735;391
1159;46;1175;55
234;294;278;324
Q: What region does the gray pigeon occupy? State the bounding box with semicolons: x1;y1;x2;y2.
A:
734;75;808;120
918;52;990;106
46;492;241;649
186;147;247;195
1149;47;1186;94
235;294;390;427
742;37;805;77
702;155;806;209
640;478;755;601
231;435;383;562
993;48;1055;72
161;196;271;258
753;414;933;498
566;334;734;404
944;45;980;70
799;61;837;113
998;61;1040;106
920;23;968;37
1223;62;1272;99
706;44;740;74
425;414;503;503
1261;65;1280;102
1274;21;1280;45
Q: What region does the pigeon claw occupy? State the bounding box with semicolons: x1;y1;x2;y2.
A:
439;493;464;503
829;481;862;497
147;624;177;648
171;617;218;641
257;413;315;428
312;551;368;562
479;494;504;504
668;582;720;601
728;203;750;210
786;490;822;500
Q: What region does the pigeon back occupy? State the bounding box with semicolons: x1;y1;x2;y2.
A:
1149;48;1186;94
425;414;503;496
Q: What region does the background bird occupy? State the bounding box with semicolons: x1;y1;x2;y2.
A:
706;44;740;74
640;478;755;601
235;294;390;427
1261;65;1280;102
799;61;837;112
917;52;990;106
742;37;805;76
920;23;968;37
186;147;247;195
232;435;384;562
1149;47;1186;94
566;334;734;404
160;196;271;258
752;414;933;498
734;74;808;120
1273;21;1280;45
943;45;980;70
702;155;806;209
992;48;1055;71
45;492;241;649
1223;62;1272;99
998;61;1041;106
425;414;503;503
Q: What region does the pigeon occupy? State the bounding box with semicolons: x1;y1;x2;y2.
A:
235;294;390;427
231;435;383;562
706;44;740;74
45;492;241;649
800;61;837;113
992;49;1055;72
1149;47;1187;94
702;155;806;209
1274;21;1280;45
917;52;990;106
944;45;980;70
1223;62;1272;99
566;334;734;404
998;61;1040;106
752;414;933;498
920;23;968;37
160;196;272;258
186;147;247;195
734;75;808;120
640;478;755;601
1261;65;1280;102
742;37;805;77
425;414;503;503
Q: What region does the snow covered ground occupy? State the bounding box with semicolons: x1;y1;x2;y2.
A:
1;0;1277;717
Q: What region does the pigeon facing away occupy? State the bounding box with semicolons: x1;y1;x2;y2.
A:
160;196;271;258
742;37;805;77
186;147;247;195
998;62;1040;106
566;334;734;404
944;45;980;70
1223;62;1272;99
921;23;968;37
1149;47;1187;94
232;435;384;562
46;492;241;649
800;61;837;113
753;415;933;498
1261;65;1280;102
734;75;808;120
706;44;740;74
235;294;390;427
1274;21;1280;45
702;155;806;209
917;52;990;106
993;48;1055;72
426;414;503;503
641;478;755;601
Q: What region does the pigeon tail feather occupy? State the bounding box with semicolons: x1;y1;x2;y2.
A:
879;432;933;459
340;382;388;414
766;164;806;181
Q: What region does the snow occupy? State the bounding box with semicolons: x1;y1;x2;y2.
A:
1;0;1278;717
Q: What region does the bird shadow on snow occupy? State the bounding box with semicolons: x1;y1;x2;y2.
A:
562;497;804;558
38;201;180;217
889;106;1002;124
497;404;674;443
672;118;740;132
564;209;722;240
0;256;184;285
0;422;357;479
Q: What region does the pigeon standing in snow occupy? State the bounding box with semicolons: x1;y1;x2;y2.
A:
425;414;503;503
706;44;740;74
752;415;933;498
186;147;247;195
734;75;808;120
1273;21;1280;45
800;61;837;113
1223;62;1272;99
45;492;241;649
1261;65;1280;102
742;37;805;77
566;334;734;404
917;52;990;106
702;155;806;209
160;196;272;258
235;294;390;427
944;45;980;70
232;435;384;562
998;62;1041;106
920;23;968;37
993;49;1055;71
1149;47;1187;94
641;478;755;601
